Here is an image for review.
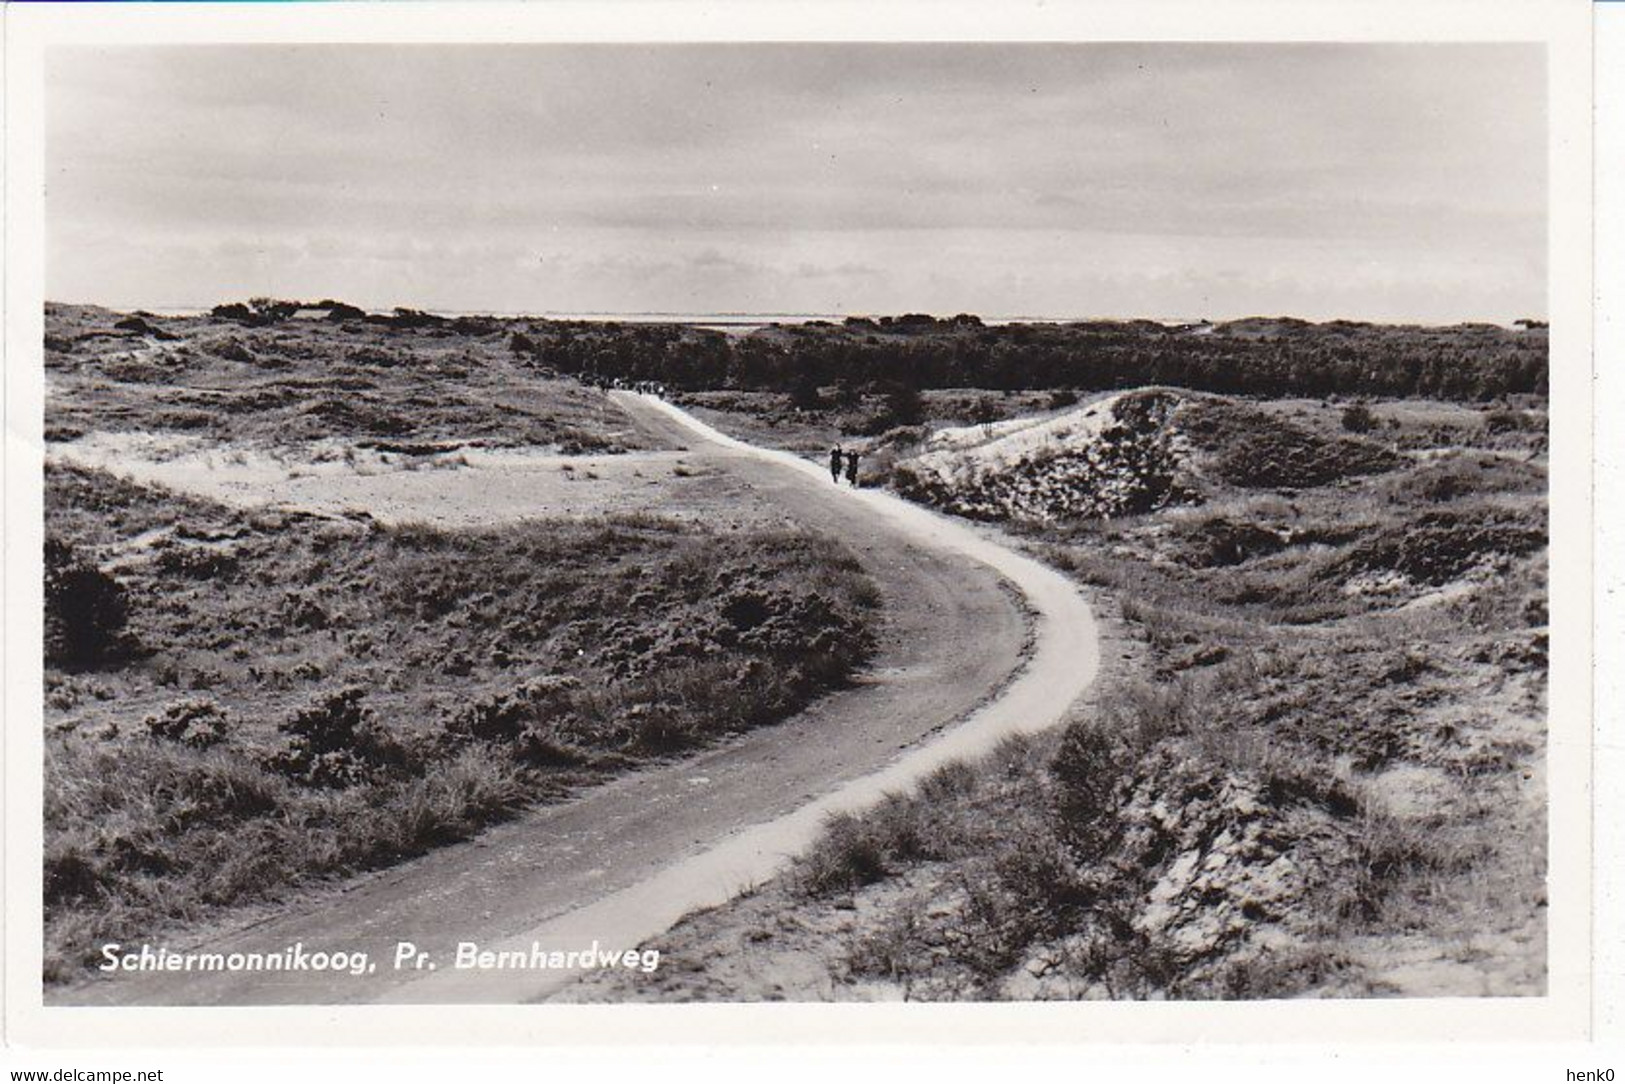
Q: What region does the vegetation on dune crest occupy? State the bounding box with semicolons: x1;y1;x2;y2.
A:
887;389;1407;524
43;303;638;451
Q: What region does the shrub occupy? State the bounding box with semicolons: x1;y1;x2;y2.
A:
211;298;299;325
44;538;131;664
210;302;255;323
323;302;367;322
886;384;924;425
1340;403;1378;433
43;842;104;906
949;825;1090;977
1203;946;1354;999
1336;809;1459;922
1337;508;1546;586
144;698;229;749
249;297;300;322
918;760;978;803
1104;678;1198;748
842;896;932;993
1483;408;1535;434
795;811;891;896
266;687;417;788
1048;721;1122;848
1174;516;1288;568
874;425;927;450
154;546;239;580
373;749;531;855
1181;398;1400;488
114;316;165;338
208;338;255;364
788;370;824;411
967;398;1001;425
445;677;599;767
868;380;924;429
389;308;447;330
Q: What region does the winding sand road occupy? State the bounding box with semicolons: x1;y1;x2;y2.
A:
55;394;1098;1006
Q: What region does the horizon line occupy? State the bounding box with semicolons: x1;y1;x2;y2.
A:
44;299;1550;330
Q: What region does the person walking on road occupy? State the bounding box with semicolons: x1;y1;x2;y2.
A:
829;445;844;484
844;450;860;487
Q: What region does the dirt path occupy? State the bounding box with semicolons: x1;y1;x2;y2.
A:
56;394;1099;1006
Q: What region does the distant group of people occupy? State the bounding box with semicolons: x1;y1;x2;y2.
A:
830;445;861;487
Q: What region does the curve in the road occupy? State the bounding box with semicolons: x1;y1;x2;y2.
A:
386;395;1100;1003
53;394;1097;1007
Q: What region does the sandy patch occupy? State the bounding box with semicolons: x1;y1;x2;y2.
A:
48;431;732;528
910;393;1125;484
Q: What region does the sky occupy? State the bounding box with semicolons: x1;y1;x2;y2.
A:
45;43;1546;322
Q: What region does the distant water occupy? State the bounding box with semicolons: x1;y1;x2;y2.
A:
136;307;1192;332
459;310;1192;329
534;311;836;335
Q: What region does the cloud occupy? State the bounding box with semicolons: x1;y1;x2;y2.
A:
46;43;1545;321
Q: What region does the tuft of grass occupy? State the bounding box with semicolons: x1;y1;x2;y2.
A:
1201;945;1357;1000
791;739;1056;902
1331;806;1480;926
841;894;933;997
43;734;531;978
795;811;894;897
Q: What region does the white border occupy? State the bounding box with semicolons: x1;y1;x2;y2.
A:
2;0;1595;1050
1590;0;1622;1049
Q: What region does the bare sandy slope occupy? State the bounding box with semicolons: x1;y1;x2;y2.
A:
47;435;722;528
55;394;1099;1006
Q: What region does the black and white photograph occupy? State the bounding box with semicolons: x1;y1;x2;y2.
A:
3;0;1602;1056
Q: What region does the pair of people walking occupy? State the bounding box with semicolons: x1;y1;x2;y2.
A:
829;445;860;487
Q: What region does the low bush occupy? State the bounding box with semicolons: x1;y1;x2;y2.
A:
44;538;131;665
41;731;530;979
265;687;420;788
795;811;893;896
1340;403;1378;433
1173;516;1289;568
950;825;1092;975
42;468;881;982
1483;408;1535;434
1047;721;1122;850
1181;399;1400;488
767;396;1549;1002
1337;508;1546;585
144;698;230;749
